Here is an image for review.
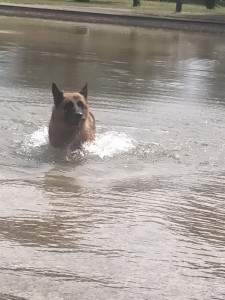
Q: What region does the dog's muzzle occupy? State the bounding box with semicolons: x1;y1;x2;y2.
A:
74;112;83;123
66;111;85;126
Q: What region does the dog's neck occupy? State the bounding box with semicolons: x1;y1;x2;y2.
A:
58;123;84;146
49;120;89;148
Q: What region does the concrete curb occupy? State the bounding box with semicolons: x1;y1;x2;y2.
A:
0;3;225;33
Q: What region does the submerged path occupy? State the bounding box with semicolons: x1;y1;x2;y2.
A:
0;2;225;33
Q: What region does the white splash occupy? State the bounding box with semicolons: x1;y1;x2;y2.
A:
24;127;134;159
26;126;48;148
84;131;135;158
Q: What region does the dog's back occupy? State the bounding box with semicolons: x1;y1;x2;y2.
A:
49;83;95;148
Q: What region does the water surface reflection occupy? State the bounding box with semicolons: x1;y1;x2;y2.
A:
0;16;225;300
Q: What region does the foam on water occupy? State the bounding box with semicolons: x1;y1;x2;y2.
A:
24;127;135;159
26;126;49;148
84;131;135;158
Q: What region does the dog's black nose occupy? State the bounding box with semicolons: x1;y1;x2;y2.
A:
75;112;83;119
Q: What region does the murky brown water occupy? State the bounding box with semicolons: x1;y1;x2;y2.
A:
0;16;225;300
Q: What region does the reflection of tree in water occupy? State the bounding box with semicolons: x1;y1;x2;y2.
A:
2;18;225;109
0;172;95;249
0;19;183;91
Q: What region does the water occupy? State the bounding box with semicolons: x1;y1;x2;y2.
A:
0;16;225;300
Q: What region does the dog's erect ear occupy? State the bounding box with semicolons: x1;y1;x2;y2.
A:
80;82;88;100
52;83;63;106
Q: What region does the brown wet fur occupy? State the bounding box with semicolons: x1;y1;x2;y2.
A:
49;83;95;149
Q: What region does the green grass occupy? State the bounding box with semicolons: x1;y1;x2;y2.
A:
136;1;225;18
0;0;225;18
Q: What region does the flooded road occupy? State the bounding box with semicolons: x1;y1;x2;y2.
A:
0;17;225;300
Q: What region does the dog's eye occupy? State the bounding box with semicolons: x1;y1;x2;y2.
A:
77;101;85;109
64;102;74;112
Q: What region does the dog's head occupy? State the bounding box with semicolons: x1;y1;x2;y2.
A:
52;83;89;126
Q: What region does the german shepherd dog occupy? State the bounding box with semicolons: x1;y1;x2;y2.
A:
49;83;95;149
